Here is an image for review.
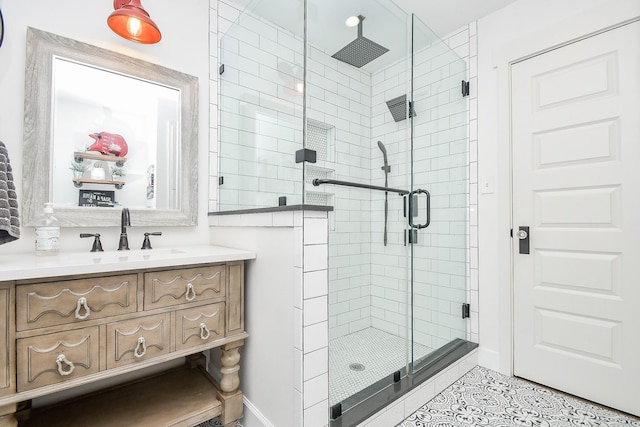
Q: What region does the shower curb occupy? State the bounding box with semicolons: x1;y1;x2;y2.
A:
330;340;478;427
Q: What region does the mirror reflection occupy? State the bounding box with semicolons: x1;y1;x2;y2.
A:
51;57;180;210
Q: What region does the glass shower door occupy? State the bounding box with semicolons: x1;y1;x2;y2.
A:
410;13;469;372
303;0;413;415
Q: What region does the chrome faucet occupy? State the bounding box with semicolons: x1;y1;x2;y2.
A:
118;208;131;250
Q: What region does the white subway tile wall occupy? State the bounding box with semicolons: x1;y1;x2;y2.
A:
303;212;330;427
216;3;304;211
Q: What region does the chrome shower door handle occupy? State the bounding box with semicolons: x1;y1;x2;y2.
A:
408;189;431;229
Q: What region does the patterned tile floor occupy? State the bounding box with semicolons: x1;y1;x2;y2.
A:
329;328;433;406
196;419;225;426
398;366;640;427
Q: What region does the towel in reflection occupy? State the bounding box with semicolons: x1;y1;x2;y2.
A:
0;141;20;244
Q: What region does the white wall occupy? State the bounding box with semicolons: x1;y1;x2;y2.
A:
476;0;636;372
0;0;210;254
210;221;296;427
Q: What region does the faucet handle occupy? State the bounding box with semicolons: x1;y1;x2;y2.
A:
141;232;162;250
80;233;104;252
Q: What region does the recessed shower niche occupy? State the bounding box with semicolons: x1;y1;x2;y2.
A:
305;120;335;228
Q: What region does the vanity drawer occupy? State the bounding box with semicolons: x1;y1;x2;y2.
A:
16;274;138;331
106;313;171;369
17;327;100;392
144;265;225;310
176;303;225;352
0;284;14;397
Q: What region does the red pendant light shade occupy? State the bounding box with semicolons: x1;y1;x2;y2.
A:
107;0;161;44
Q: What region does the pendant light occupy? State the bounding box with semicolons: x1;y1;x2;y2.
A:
107;0;161;44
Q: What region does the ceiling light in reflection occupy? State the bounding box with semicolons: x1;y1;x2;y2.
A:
345;16;360;28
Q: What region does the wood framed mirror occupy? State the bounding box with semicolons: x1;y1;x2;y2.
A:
22;27;198;227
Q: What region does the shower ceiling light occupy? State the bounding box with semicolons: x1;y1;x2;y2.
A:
108;0;161;44
345;16;361;27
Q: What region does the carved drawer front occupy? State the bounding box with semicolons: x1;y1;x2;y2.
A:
176;303;225;352
106;313;171;369
16;274;138;331
17;327;100;392
144;266;225;310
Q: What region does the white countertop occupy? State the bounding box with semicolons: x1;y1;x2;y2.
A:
0;245;256;281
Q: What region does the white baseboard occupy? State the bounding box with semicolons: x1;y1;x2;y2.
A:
477;346;500;372
241;396;275;427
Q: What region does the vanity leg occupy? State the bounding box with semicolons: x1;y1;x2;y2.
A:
216;340;244;427
0;404;18;427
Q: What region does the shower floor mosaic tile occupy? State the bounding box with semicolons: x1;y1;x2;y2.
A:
397;365;640;427
330;327;433;406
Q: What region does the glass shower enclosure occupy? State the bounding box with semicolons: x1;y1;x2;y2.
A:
218;0;473;422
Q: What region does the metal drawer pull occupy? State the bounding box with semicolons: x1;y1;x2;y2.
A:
56;354;75;376
185;283;196;302
134;337;147;358
75;297;91;320
199;323;210;340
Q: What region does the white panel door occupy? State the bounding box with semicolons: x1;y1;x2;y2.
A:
512;21;640;416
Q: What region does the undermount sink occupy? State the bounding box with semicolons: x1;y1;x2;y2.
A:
88;248;187;264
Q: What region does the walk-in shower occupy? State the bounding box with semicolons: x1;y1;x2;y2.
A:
218;0;475;424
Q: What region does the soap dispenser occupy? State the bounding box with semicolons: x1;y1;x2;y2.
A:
35;202;60;255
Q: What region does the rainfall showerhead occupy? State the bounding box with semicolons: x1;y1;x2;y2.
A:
332;16;389;68
385;95;417;122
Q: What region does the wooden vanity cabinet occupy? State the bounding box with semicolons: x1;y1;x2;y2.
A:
0;260;247;427
0;284;14;397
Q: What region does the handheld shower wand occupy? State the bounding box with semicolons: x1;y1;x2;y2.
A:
378;141;390;246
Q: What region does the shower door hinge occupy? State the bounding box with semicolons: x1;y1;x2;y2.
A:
408;101;417;119
295;148;317;164
405;229;418;245
219;64;225;75
461;80;470;97
218;176;224;185
462;303;471;319
330;403;342;420
403;195;419;218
